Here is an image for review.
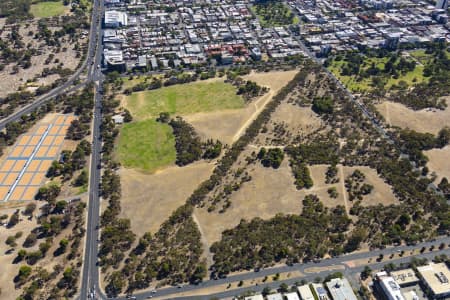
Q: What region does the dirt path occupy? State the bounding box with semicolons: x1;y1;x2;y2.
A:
192;212;214;271
231;89;275;143
339;164;350;213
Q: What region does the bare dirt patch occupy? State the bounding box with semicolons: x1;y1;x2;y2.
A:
376;98;450;134
425;146;450;183
119;162;215;237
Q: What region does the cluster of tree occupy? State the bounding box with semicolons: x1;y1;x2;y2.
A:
0;0;32;23
167;116;223;166
254;1;296;27
46;140;91;182
286;137;339;166
389;44;450;110
65;85;94;140
14;201;86;298
235;79;268;101
344;169;374;201
209;195;351;276
105;205;205;297
169;117;203;166
325;164;339;184
396;127;450;166
312;96;334;114
257;147;284;168
290;162;313;189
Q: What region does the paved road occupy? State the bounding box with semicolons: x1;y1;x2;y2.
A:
117;237;450;300
78;0;106;299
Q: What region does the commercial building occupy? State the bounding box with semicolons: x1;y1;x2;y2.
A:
297;284;315;300
390;269;419;287
312;283;330;300
266;293;283;300
244;295;264;300
417;263;450;299
375;271;405;300
325;278;358;300
104;11;128;28
285;292;301;300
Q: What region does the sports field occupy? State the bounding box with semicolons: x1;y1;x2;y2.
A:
121;80;244;121
30;1;68;18
0;115;73;201
116;119;176;172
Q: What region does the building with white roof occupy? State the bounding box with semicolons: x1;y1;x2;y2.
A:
297;284;315;300
417;263;450;299
285;292;301;300
375;271;405;300
267;293;283;300
105;10;128;28
325;278;358;300
244;295;264;300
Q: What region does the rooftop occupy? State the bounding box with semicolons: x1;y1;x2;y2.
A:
325;278;358;300
417;263;450;296
390;269;419;286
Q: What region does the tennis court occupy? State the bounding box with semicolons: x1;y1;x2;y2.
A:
0;115;74;201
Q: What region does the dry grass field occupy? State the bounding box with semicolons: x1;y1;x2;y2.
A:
118;161;215;236
194;158;304;246
425;146;450;183
186;70;298;145
376;98;450;184
376;98;450;135
195;162;399;252
342;166;399;207
0;207;38;300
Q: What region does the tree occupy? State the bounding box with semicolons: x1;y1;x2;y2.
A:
5;236;17;247
8;210;20;227
123;109;133;123
23;233;37;248
279;283;289;293
23;203;36;216
312;96;334;114
74;169;88;186
361;266;372;280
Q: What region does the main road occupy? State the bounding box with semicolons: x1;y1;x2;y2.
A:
79;0;106;298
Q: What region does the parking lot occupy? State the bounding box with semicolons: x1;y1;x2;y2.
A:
0;115;74;201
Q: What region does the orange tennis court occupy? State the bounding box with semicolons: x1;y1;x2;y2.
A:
0;114;74;201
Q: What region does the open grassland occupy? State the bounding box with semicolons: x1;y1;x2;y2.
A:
328;56;427;93
121;79;244;121
115;119;176;172
30;1;68;18
376;98;450;135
